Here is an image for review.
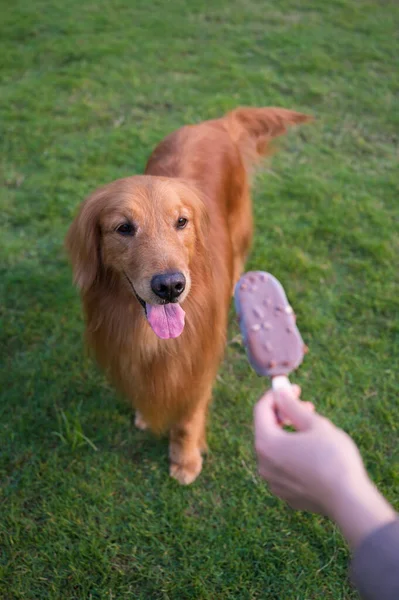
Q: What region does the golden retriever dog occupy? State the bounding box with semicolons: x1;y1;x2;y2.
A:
66;107;310;484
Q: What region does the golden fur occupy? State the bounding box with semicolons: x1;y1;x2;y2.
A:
66;107;310;484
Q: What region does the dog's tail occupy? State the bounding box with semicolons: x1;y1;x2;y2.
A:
225;107;312;173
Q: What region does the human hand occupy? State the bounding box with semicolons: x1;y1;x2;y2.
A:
254;388;396;548
254;386;367;515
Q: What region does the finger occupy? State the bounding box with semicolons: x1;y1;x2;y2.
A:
303;401;315;412
267;483;322;513
269;479;304;498
268;482;298;503
253;390;281;438
274;384;302;424
274;389;316;431
282;495;324;514
290;384;302;398
279;401;315;426
254;386;302;430
258;462;283;482
280;404;312;424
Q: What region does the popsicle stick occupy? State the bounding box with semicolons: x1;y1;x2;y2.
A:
272;375;292;390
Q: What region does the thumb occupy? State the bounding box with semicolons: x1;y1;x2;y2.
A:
254;390;281;439
274;389;316;431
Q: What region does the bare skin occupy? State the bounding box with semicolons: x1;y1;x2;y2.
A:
254;387;397;549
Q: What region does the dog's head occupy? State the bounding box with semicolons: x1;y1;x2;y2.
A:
65;175;209;339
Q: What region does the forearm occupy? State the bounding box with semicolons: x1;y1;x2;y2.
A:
331;480;397;550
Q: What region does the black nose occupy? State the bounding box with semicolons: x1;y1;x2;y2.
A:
151;272;186;302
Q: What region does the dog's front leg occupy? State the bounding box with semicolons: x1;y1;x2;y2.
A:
169;399;209;485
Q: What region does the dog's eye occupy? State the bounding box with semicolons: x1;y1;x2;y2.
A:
176;217;188;229
116;223;135;236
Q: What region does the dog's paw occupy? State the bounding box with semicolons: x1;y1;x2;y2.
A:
169;454;203;485
134;411;148;431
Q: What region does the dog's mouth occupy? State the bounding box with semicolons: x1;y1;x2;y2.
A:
124;272;185;340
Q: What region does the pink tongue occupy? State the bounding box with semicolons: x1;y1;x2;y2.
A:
146;303;185;339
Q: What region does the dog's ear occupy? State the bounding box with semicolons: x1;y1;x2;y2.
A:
192;191;210;252
65;190;103;293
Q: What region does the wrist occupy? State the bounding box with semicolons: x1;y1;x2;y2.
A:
330;477;397;550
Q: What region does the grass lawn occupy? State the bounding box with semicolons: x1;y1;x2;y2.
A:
1;0;398;598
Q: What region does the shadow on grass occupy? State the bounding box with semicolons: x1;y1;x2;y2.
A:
1;258;172;470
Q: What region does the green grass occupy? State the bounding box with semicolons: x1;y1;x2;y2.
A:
1;0;398;597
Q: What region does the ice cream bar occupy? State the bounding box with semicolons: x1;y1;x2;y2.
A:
234;271;306;390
